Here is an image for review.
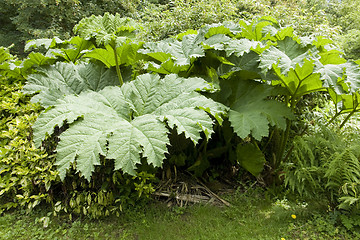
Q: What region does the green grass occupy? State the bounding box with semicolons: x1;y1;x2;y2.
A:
0;187;356;240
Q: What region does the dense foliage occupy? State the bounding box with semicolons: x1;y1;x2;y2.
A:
3;0;357;58
1;1;360;234
0;0;143;55
327;0;360;59
0;47;54;213
3;11;357;202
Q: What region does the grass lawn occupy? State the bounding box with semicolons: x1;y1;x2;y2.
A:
0;187;355;240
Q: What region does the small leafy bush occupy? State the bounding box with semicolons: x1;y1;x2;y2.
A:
138;0;242;40
0;47;56;213
269;0;341;38
284;121;360;232
50;163;157;219
283;125;344;199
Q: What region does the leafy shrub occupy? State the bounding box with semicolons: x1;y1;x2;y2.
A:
327;0;360;32
288;212;359;239
0;48;55;213
325;0;360;59
268;0;341;38
336;29;360;60
283;125;342;199
139;0;341;41
49;163;157;219
283;117;360;231
138;0;242;41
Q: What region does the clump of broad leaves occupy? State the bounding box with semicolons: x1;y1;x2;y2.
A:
22;13;360;183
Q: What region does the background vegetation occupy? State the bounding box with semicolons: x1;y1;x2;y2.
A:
2;0;360;59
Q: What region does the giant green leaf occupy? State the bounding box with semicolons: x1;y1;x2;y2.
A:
199;22;242;38
84;46;115;68
191;22;241;51
25;37;63;52
171;34;205;66
53;36;94;63
318;49;347;65
32;87;130;147
315;62;345;94
33;73;227;181
84;41;143;68
272;59;325;98
218;51;262;80
123;74;218;115
202;34;231;51
259;37;316;76
23;62;118;107
224;38;263;57
22;52;56;70
329;89;360;115
238;16;279;41
139;35;205;74
56;118;109;180
343;62;360;93
237;143;265;177
261;36;358;97
145;59;189;75
73;13;139;46
215;78;293;140
138;40;174;63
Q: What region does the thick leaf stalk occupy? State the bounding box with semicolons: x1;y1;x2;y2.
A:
111;42;124;86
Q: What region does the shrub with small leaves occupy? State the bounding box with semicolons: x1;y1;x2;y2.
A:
0;60;58;213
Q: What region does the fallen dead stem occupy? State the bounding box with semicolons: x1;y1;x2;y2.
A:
153;172;231;207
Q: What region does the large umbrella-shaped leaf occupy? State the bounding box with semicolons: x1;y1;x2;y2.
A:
139;34;205;74
214;78;293;141
33;73;227;181
272;59;325;98
73;13;139;46
259;37;317;76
